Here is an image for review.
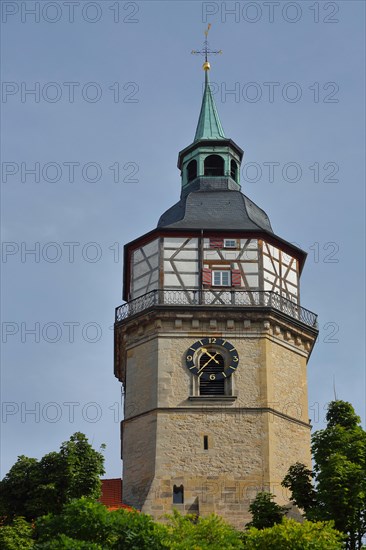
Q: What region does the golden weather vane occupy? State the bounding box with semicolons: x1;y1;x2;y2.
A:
191;24;222;70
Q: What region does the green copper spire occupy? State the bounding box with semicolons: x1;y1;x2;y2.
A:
194;68;226;141
191;24;225;141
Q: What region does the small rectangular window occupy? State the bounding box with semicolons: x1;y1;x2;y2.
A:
224;239;237;248
173;484;184;504
213;270;231;286
203;435;208;450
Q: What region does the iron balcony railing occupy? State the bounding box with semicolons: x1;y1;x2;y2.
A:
115;289;318;328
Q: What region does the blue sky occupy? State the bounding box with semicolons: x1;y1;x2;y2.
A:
1;1;365;478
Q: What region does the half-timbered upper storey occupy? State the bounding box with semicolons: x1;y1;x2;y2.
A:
128;236;299;305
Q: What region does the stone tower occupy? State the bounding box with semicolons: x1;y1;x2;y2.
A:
114;54;318;528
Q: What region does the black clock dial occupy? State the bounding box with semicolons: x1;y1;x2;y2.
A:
185;337;239;381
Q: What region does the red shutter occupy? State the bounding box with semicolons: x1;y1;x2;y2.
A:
209;238;224;249
232;269;241;287
202;268;212;285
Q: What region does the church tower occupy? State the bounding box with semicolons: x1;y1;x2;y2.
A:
114;35;318;527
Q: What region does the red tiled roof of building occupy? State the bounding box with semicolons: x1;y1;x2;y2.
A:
100;478;123;508
99;478;135;512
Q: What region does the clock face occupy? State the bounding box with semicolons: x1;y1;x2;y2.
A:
185;337;239;381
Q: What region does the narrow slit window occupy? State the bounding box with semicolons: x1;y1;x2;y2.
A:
203;435;209;450
173;484;184;504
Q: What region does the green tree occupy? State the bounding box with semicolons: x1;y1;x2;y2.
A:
282;400;366;550
0;432;105;521
282;462;318;519
242;517;345;549
56;432;105;502
246;491;288;529
0;456;41;520
164;509;242;550
35;497;168;550
35;503;242;549
0;516;34;550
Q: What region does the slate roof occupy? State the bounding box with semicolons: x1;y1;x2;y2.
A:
157;190;273;233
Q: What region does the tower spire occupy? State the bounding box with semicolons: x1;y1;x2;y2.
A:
192;25;226;141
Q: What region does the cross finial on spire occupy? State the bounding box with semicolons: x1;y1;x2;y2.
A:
192;24;222;71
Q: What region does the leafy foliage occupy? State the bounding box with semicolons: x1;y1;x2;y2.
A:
0;432;105;521
163;509;243;550
246;491;288;529
0;456;41;520
35;497;168;550
0;516;34;549
0;500;347;550
282;463;318;518
36;504;243;549
242;517;345;549
35;535;102;549
57;432;105;503
282;400;366;549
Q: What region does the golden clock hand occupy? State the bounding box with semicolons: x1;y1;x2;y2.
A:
197;360;211;373
197;352;220;374
204;350;219;364
197;356;216;373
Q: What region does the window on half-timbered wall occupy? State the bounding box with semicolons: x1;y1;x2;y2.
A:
202;267;241;287
213;270;230;286
224;239;237;248
209;238;237;249
203;238;259;291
